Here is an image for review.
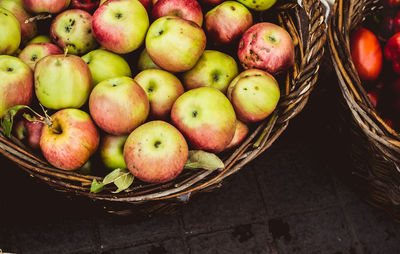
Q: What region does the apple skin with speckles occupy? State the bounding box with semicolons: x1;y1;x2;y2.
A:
93;0;149;54
205;1;252;45
152;0;203;27
134;69;184;120
0;55;33;117
0;8;21;55
237;0;276;11
21;0;71;14
238;22;294;74
171;87;236;153
124;120;188;183
146;16;206;72
89;77;149;135
71;0;99;12
227;69;280;123
18;43;62;70
34;54;92;110
50;9;97;55
40;108;100;171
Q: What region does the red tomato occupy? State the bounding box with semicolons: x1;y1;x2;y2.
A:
350;27;383;81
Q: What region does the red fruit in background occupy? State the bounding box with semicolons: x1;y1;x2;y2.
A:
25;120;44;149
384;32;400;74
152;0;203;27
367;90;379;108
200;0;223;5
389;77;400;111
384;0;400;7
139;0;151;11
384;118;394;129
350;27;382;81
71;0;100;12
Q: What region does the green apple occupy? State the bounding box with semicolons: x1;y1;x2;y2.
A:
89;77;149;135
182;50;238;93
100;134;127;170
137;48;161;71
236;0;276;11
27;35;51;45
171;87;236;153
50;9;98;55
82;49;132;86
227;69;280;123
134;69;184;120
0;55;33;117
0;7;20;55
18;43;63;70
34;54;92;110
124;120;188;183
146;16;206;72
0;0;37;43
92;0;149;54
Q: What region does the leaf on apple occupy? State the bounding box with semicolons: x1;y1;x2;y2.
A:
1;105;28;137
184;150;225;171
90;179;105;194
90;168;134;194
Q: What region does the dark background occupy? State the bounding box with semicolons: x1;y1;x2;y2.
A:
1;56;400;254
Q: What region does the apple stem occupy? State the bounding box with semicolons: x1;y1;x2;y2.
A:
23;104;55;131
24;14;52;24
64;47;68;57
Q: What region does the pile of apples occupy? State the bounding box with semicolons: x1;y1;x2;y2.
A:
0;0;295;186
350;0;400;130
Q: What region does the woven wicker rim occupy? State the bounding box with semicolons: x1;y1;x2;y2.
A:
0;0;327;205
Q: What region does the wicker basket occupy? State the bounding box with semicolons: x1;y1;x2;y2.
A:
0;0;327;215
328;0;400;220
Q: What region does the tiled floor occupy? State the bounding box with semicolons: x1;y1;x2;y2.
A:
2;59;400;254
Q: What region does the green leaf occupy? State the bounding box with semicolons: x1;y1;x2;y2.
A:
90;179;104;194
184;150;224;171
112;172;134;193
1;105;28;137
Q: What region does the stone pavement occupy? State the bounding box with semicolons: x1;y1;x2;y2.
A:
1;58;400;254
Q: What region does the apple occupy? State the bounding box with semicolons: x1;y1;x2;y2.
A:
124;120;188;183
18;43;63;70
100;0;151;12
89;76;149;135
236;0;276;11
227;69;280;123
152;0;203;27
0;55;33;117
92;0;149;54
21;0;71;13
100;134;127;170
50;9;97;55
14;119;43;149
40;108;99;171
34;54;92;110
134;69;184;120
137;48;161;71
27;35;51;45
70;0;99;12
200;0;223;5
171;87;236;153
224;120;248;150
238;22;294;74
182;50;238;93
205;1;253;45
0;0;37;43
146;16;206;72
82;49;132;86
0;8;20;55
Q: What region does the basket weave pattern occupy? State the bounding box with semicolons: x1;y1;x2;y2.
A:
0;0;326;214
329;0;400;219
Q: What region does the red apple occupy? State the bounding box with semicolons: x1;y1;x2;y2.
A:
89;76;149;135
0;0;37;43
205;1;252;45
367;90;379;108
124;120;188;183
171;87;236;153
71;0;99;12
40;109;99;171
238;22;294;74
199;0;223;5
18;43;62;70
134;69;184;120
152;0;203;27
21;0;71;13
92;0;149;54
224;120;248;150
0;55;33;117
